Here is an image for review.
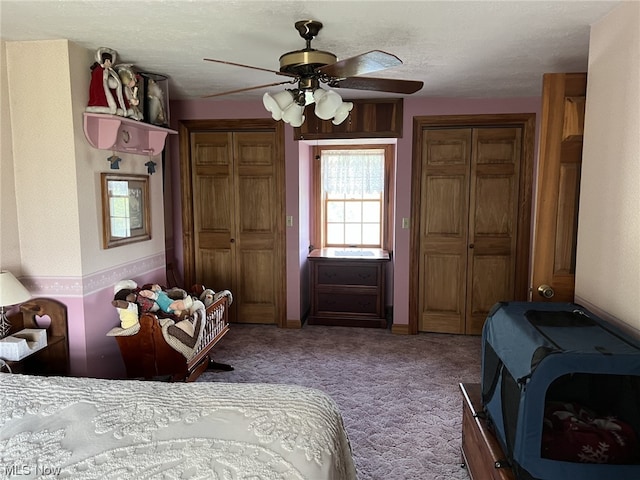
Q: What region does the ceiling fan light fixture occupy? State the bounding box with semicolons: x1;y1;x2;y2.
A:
262;90;296;120
332;101;354;125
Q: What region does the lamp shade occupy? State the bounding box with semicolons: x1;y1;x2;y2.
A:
262;91;295;121
314;89;343;120
281;103;305;127
332;101;354;125
0;271;31;306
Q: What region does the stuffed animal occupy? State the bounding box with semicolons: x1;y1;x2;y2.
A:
112;300;139;329
165;286;188;301
112;279;140;329
199;289;216;308
199;288;233;308
139;284;194;317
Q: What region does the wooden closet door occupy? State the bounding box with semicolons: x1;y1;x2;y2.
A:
232;131;284;324
466;127;522;334
181;120;285;326
190;131;235;312
418;128;472;333
416;126;522;335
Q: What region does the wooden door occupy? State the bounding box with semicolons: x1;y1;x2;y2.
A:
410;115;534;335
180;119;286;326
466;128;522;333
416;128;471;333
531;73;587;302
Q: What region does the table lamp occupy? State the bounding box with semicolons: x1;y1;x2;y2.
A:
0;271;31;339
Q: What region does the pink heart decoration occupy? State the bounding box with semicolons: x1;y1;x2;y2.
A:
34;314;51;329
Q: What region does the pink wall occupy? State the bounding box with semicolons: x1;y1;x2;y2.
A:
84;267;166;378
21;265;167;379
168;96;541;328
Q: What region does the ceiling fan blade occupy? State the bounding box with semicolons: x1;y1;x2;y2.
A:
317;50;403;78
204;58;297;78
328;76;424;95
202;80;296;99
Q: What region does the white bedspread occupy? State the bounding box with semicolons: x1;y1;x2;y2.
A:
0;374;357;480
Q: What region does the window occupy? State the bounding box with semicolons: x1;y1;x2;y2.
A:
313;145;394;250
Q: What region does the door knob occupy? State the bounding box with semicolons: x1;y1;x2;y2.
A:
537;284;555;299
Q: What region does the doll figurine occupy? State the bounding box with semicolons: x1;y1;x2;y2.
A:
86;47;127;116
116;64;143;121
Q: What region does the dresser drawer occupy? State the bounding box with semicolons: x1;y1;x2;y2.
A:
316;263;379;286
316;291;379;315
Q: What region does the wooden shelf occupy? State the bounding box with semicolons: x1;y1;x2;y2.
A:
83;113;177;156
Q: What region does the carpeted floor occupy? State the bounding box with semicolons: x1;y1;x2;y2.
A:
198;323;481;480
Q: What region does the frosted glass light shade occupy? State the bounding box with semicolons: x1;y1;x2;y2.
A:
332;101;354;125
0;271;31;307
314;89;343;120
282;103;305;127
262;91;295;121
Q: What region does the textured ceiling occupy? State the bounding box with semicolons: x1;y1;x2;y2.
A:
0;0;621;101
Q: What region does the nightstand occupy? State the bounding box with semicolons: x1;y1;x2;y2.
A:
2;298;69;375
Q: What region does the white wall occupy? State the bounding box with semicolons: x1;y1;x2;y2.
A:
5;40;83;276
575;1;640;331
0;40;22;274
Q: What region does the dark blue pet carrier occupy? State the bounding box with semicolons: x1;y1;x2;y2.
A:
481;301;640;480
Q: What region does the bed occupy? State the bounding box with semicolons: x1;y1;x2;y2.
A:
0;373;357;479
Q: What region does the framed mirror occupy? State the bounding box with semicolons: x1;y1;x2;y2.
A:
101;173;151;248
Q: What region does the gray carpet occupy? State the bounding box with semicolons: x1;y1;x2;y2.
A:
198;323;481;480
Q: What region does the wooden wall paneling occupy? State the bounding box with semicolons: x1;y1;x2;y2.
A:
294;98;403;140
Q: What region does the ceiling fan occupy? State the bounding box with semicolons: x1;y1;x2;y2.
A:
203;20;424;126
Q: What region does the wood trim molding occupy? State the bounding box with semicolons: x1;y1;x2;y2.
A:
391;323;410;335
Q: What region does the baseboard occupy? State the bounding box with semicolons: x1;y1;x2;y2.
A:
285;319;303;329
391;323;410;335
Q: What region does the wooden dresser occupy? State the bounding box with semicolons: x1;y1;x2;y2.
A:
308;248;389;328
460;383;515;480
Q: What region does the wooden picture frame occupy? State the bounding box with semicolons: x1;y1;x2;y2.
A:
101;173;151;248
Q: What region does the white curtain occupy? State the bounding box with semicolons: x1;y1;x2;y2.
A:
322;149;384;196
